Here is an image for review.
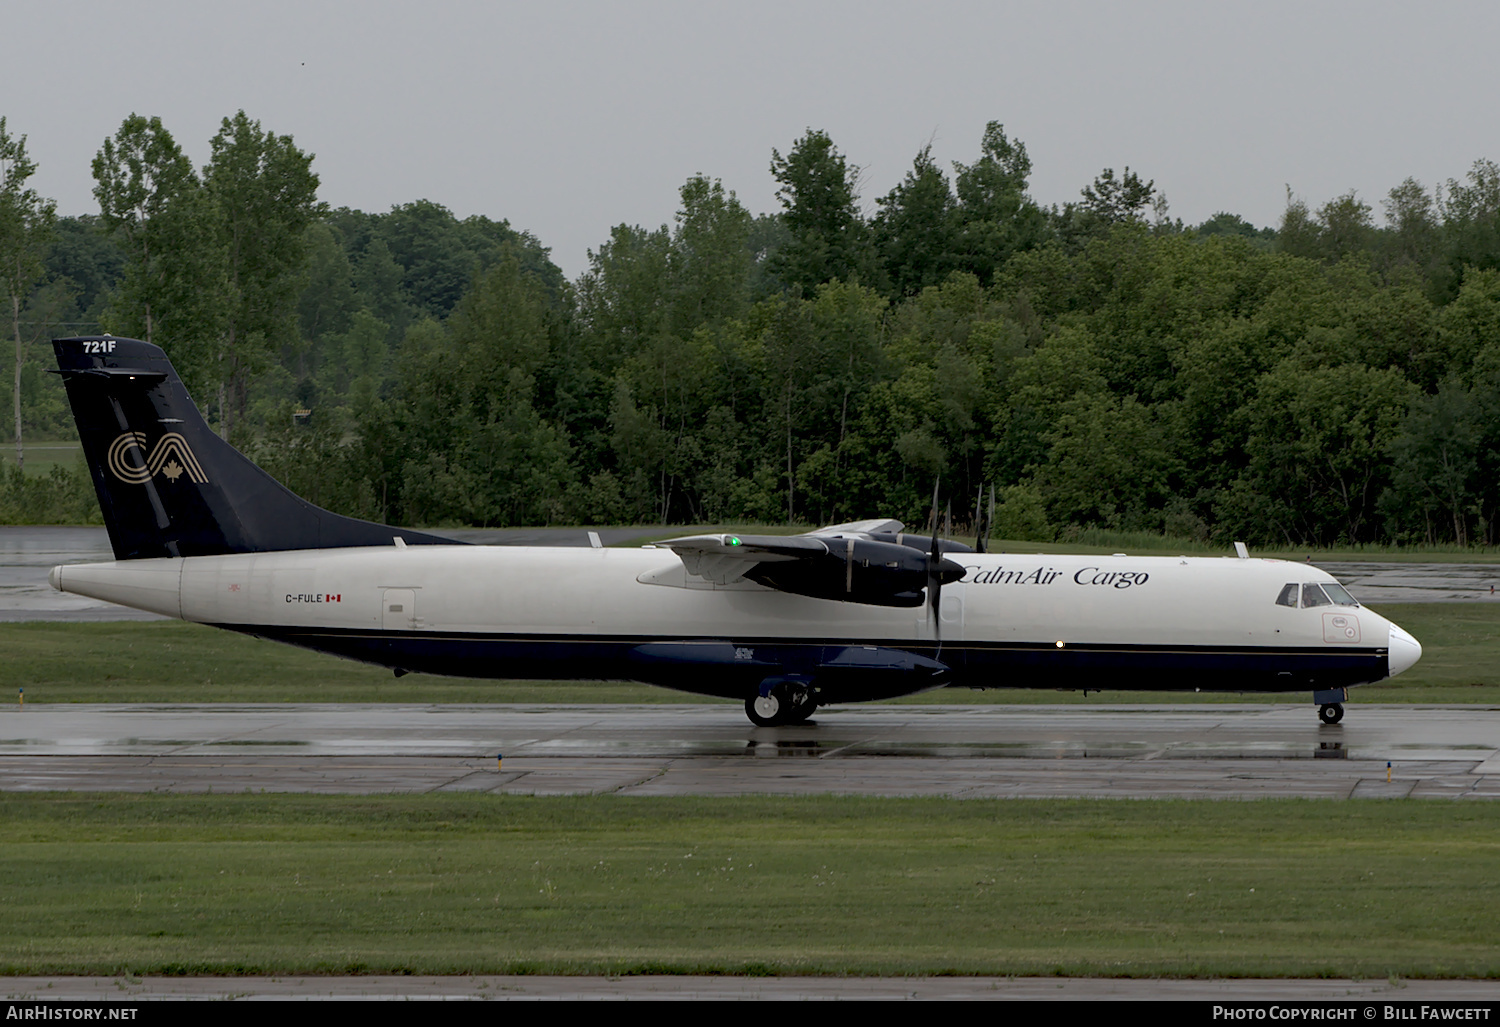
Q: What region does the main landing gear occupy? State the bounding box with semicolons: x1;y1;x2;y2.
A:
1318;703;1345;725
745;679;818;727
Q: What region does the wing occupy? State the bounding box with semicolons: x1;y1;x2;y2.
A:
654;533;829;586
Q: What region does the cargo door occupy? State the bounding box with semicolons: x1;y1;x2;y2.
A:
382;588;416;631
939;582;966;643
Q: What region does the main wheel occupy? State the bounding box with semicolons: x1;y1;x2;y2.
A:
1318;702;1345;725
746;691;784;727
785;688;818;724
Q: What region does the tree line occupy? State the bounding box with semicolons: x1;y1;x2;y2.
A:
3;113;1500;546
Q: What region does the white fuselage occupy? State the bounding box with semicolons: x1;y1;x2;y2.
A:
50;545;1421;699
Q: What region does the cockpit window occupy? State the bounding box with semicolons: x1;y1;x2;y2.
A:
1300;583;1332;608
1321;582;1359;607
1275;583;1299;607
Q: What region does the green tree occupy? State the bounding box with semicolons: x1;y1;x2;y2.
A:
575;177;760;521
92;114;225;398
383;254;575;527
44;215;125;328
0;118;56;469
1276;188;1322;260
1035;392;1177;530
1317;191;1376;261
353;235;414;340
1436;268;1500;377
1381;178;1440;275
993;324;1108;484
1234;362;1416;544
204;110;323;438
871;145;956;298
1385;382;1481;545
379;199;487;319
298;222;359;351
1196;212;1274;245
1437;159;1500;298
1278;188;1376;264
1051;167;1156;251
950;122;1049;285
759;293;818;520
667;175;754;332
768;129;871;293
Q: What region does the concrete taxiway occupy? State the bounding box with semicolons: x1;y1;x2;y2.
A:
2;702;1497;798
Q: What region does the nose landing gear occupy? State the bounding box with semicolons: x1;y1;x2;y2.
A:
1313;686;1348;726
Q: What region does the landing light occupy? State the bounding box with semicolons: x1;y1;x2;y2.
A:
1055;640;1065;648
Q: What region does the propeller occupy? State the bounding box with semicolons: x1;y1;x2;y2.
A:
926;482;944;656
916;483;974;666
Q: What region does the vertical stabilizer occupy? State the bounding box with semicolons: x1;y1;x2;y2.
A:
53;336;460;559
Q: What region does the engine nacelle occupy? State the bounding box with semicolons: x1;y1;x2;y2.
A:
745;538;964;607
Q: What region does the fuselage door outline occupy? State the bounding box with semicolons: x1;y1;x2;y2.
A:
382;588;417;631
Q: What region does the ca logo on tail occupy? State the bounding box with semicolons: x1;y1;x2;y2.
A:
107;432;208;484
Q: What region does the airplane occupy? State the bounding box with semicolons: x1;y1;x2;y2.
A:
48;335;1421;727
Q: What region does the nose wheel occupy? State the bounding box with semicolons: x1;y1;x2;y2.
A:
1318;702;1345;725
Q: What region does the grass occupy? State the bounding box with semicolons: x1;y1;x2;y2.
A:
0;442;81;475
3;601;1496;705
0;794;1494;978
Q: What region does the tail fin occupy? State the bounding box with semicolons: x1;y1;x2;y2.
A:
53;335;460;560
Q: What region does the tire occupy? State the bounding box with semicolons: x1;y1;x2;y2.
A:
746;692;783;727
785;690;818;724
1318;702;1345;725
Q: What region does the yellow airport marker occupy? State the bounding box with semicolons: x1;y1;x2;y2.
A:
17;688;21;710
497;751;503;772
1387;761;1392;783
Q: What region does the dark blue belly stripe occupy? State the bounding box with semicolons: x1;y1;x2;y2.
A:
213;623;1390;702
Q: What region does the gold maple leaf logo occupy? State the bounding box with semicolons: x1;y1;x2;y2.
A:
161;460;184;481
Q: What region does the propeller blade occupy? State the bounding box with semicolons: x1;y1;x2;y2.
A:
927;482;943;653
974;485;986;554
987;484;995;552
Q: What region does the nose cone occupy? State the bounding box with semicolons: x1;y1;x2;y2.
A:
1388;623;1422;678
48;565;62;591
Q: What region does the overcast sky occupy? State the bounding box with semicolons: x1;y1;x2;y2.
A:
7;1;1500;279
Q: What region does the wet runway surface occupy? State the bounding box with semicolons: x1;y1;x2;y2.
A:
1318;560;1500;603
0;527;157;621
4;703;1497;798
